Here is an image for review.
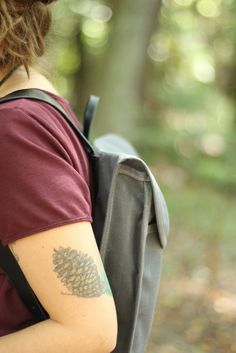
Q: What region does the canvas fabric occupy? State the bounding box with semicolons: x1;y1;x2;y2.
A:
93;134;169;353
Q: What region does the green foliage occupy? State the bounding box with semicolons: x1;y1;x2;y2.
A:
141;0;236;190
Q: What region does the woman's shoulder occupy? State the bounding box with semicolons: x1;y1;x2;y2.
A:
0;87;73;116
0;88;81;137
0;68;78;124
0;88;90;179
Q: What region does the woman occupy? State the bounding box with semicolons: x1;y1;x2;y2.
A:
0;0;117;352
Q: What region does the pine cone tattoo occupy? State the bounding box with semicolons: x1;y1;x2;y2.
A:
52;247;105;298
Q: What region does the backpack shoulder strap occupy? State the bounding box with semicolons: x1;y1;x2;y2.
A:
0;243;48;320
0;88;98;158
83;95;100;140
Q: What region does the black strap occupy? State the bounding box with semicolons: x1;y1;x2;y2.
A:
83;95;100;140
0;89;98;158
0;243;48;320
0;88;100;321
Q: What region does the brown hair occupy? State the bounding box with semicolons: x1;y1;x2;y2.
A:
0;0;57;78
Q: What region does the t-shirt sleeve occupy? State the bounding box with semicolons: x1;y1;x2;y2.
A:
0;107;93;246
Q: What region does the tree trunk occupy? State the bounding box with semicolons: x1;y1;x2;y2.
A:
71;32;104;118
90;0;162;138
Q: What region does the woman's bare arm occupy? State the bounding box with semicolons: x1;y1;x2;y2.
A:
0;222;117;353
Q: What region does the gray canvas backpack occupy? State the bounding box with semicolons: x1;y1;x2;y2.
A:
0;89;169;353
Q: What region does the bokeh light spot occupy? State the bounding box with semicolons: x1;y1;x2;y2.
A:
199;133;226;157
196;0;221;18
82;19;107;40
91;5;112;23
192;55;215;83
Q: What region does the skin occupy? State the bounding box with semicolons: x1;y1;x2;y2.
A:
0;67;118;353
0;65;60;97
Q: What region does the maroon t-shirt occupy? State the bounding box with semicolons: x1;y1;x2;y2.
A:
0;89;93;336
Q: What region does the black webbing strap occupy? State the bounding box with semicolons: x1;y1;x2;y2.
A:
83;95;100;140
0;242;48;320
0;88;98;157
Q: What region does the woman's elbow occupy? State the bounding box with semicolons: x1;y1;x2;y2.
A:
102;323;118;353
99;308;118;353
61;317;117;353
72;301;118;353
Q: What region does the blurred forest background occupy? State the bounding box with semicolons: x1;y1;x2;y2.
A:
45;0;236;352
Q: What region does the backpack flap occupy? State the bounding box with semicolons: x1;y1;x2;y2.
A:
141;160;169;248
94;134;169;248
94;134;139;157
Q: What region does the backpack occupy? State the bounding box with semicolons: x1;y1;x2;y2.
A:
0;89;169;353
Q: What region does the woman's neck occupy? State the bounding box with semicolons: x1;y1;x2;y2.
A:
0;66;60;98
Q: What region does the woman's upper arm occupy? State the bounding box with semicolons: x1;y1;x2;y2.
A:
0;106;117;350
9;221;117;344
